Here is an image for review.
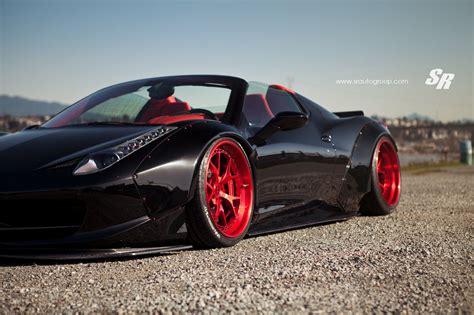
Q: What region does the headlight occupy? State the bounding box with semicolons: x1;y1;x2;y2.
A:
73;126;176;175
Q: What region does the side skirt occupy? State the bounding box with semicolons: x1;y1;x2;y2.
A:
248;201;357;236
0;245;192;262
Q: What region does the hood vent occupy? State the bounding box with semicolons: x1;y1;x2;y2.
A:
48;157;84;170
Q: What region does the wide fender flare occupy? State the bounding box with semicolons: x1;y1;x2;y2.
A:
133;121;254;217
337;121;397;212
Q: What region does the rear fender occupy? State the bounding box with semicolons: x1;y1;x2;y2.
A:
337;121;396;212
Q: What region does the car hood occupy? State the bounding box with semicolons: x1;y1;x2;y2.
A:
0;126;158;174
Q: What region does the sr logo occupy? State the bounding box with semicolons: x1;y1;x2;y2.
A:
425;68;455;90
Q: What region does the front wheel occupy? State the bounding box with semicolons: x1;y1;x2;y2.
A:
360;136;401;215
186;137;254;248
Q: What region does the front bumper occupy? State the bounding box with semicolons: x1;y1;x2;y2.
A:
0;185;150;247
0;181;188;250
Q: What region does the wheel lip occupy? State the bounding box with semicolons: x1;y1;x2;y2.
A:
203;138;254;239
374;138;401;207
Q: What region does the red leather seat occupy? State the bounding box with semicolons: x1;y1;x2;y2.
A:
148;114;205;125
242;94;274;126
135;96;191;122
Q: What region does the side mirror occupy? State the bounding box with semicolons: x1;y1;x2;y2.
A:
249;111;308;146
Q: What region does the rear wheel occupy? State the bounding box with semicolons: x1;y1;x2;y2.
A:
186;138;254;248
361;136;401;215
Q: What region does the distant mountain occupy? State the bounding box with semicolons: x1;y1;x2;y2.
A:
0;95;67;117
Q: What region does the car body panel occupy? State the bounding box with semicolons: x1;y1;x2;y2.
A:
0;75;397;259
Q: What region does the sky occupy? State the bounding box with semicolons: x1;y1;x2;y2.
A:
0;0;472;121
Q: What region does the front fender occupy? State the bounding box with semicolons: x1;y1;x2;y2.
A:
133;121;252;218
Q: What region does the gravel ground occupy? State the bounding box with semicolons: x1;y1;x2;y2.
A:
1;166;473;313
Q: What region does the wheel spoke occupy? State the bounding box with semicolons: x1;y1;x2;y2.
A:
220;193;240;217
219;191;240;203
209;161;218;177
219;204;227;225
378;182;385;193
220;160;233;184
387;178;397;204
212;200;221;221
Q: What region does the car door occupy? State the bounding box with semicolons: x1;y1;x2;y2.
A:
241;83;337;218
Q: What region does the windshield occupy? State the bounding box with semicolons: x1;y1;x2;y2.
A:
43;79;231;128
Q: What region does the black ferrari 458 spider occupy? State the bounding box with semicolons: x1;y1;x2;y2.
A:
0;75;401;259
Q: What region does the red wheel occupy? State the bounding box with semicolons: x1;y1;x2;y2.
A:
186;137;254;247
204;139;253;238
361;136;401;215
375;139;401;206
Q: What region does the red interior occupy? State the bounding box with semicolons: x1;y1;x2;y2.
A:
135;96;191;123
269;84;295;94
148;114;205;125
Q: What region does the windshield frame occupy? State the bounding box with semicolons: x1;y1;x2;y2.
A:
42;75;248;128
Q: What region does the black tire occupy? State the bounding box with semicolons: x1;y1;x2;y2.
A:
360;136;401;215
186;137;254;248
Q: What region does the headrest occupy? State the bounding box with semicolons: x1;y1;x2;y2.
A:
148;83;175;100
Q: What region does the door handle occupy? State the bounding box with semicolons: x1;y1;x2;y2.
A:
321;134;332;143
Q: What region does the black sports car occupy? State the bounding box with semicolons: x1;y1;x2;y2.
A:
0;75;401;259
